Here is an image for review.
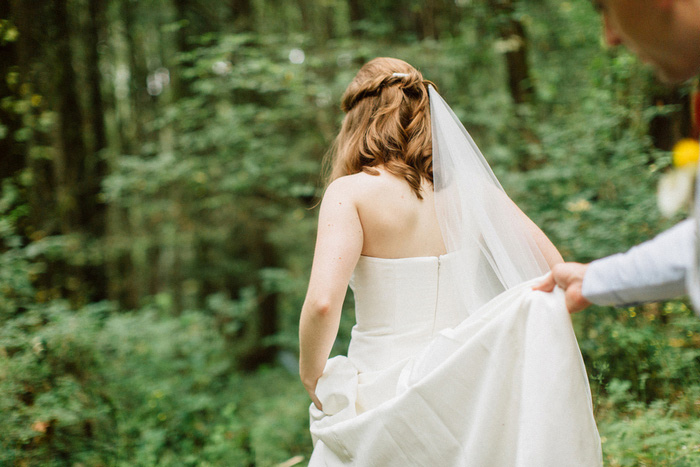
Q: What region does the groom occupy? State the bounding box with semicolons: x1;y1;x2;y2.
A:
534;0;700;313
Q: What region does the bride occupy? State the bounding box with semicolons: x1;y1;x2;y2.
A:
299;57;602;466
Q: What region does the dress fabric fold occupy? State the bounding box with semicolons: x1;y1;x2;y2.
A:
309;254;602;466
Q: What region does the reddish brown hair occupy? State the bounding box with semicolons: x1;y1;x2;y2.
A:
328;57;435;199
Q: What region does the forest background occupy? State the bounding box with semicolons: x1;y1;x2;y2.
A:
1;0;699;465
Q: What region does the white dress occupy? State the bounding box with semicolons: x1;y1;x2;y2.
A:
309;253;602;466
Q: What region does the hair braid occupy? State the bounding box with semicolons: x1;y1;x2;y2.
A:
328;57;436;199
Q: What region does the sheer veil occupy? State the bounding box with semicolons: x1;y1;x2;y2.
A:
429;85;550;312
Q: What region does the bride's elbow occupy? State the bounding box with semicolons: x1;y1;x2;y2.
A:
302;297;333;318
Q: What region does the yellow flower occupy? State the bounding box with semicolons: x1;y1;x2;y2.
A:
672;138;699;168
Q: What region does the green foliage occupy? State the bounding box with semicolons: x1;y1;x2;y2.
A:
2;0;700;464
597;387;700;466
578;302;700;401
0;212;310;465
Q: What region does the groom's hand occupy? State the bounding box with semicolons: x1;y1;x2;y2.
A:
533;262;592;314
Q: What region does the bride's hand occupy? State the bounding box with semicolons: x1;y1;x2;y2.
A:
533;262;591;314
302;376;323;411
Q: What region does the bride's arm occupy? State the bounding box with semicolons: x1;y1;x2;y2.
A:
481;182;563;269
299;178;363;410
512;202;564;269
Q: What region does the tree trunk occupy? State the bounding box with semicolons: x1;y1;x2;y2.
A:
487;0;540;170
348;0;363;37
49;0;110;303
107;0;148;307
238;229;279;370
489;0;535;105
50;0;88;233
324;5;335;39
503;19;533;105
172;0;195;99
231;0;253;31
84;0;108;300
418;2;437;40
648;89;692;153
415;0;461;40
0;0;23;181
296;0;311;35
120;0;148;153
10;0;56;234
86;0;107;160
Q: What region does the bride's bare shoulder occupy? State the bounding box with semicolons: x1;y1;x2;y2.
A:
323;170;396;204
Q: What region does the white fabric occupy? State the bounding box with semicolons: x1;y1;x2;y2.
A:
309;255;602;466
582;219;696;312
429;86;550;310
308;87;602;465
691;164;700;312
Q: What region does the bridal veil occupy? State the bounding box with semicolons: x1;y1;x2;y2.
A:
429;85;550;309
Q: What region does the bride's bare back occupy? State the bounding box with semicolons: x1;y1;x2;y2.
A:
304;167;443;314
351;168;446;259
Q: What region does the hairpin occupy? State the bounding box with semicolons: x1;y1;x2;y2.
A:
392;73;410;78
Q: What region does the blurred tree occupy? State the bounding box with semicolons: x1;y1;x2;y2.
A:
50;0;89;234
50;0;110;303
118;0;148;154
487;0;534;105
348;0;364;36
9;0;55;235
414;0;461;40
173;0;195;98
0;0;22;181
648;87;692;152
83;0;109;299
230;0;253;32
485;0;540;170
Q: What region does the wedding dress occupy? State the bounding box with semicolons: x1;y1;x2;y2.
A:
307;86;602;466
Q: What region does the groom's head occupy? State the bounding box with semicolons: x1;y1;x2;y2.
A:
592;0;700;83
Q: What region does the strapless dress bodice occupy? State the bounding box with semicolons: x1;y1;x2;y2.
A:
347;253;464;373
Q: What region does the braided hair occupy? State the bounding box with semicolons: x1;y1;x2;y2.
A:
328;57;436;199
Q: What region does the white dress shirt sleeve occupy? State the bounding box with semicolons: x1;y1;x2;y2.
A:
582;219;695;306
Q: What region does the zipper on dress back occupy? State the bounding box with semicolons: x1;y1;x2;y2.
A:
431;256;441;335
